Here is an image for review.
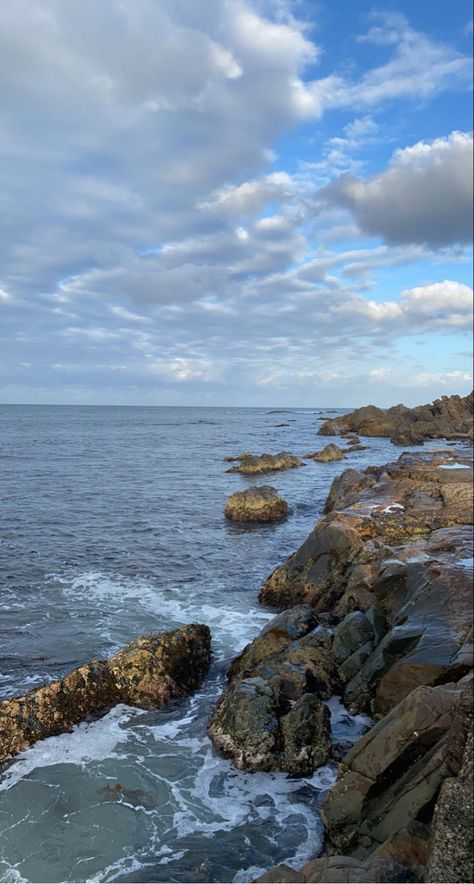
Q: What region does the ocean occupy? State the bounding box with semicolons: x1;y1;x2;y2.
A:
0;405;430;883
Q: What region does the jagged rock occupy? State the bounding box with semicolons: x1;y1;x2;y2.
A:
226;451;304;475
372;820;430;881
224;486;288;523
332;612;374;664
209;607;338;773
320;682;466;855
0;625;211;764
390;431;424;446
424;699;474;882
255;856;415;882
306;444;345;463
280;693;332;774
224;451;252;462
324;470;365;514
209;677;280;771
318;391;473;441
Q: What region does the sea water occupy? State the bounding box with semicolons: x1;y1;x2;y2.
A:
0;406;442;883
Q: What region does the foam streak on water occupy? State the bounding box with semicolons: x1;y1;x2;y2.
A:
0;406;455;883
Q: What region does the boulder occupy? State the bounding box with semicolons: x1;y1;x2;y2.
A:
306;445;345;463
425;704;473;882
321;682;466;855
318;391;473;442
255;856;415;882
332;612;374;664
226;452;304;475
209;607;338;773
0;624;211;764
225;486;288;523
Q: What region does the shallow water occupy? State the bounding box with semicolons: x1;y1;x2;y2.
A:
0;406;448;883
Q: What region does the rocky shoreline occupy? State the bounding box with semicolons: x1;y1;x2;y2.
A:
213;439;473;882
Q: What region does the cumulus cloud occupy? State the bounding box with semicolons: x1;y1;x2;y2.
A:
319;132;473;247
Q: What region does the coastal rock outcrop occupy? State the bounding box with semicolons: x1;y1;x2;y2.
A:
318;391;473;441
225;486;288;523
0;624;211;764
305;444;345;463
226;451;304;475
209;605;336;773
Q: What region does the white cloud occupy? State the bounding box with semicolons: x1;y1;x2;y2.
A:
320;132;473;247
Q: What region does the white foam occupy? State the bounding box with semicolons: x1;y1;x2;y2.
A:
0;705;142;793
439;463;470;470
459;557;474;570
60;571;274;657
382;503;404;514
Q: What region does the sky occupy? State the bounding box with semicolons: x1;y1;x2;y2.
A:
0;0;473;407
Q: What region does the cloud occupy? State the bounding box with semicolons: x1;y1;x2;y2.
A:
319;131;473;247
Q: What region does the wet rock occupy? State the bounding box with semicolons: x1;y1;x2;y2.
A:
208;677;280;771
299;855;415;882
332;612;374;664
321;682;465;855
345;445;369;452
209;608;338;773
306;444;345;463
425;709;473;882
226;451;304;475
318;391;473;441
324;470;365;514
372;820;430;881
342;435;361;444
0;624;211;764
255;864;305;883
280;694;332;775
228;605;318;681
225;486;288;523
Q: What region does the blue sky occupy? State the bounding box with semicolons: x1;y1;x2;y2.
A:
0;0;472;406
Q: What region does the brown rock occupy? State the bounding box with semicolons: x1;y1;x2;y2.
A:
306;444;345;463
226;452;304;475
225;485;288;523
0;624;211;764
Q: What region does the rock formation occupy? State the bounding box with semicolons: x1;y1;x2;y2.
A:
208;606;335;774
318;391;473;443
0;624;211;764
305;444;345;463
226;451;304;475
225;486;288;523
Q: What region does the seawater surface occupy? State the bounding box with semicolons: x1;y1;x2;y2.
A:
0;406;441;883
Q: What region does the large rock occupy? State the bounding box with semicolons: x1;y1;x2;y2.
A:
255;856;414;882
320;682;467;856
424;694;474;883
306;444;345;463
260;453;473;709
209;606;337;773
225;486;288;523
0;624;211;764
318;391;473;441
226;451;304;475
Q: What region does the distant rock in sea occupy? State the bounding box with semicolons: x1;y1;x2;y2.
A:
225;486;288;523
226;451;304;475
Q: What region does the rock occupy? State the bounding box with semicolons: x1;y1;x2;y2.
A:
318;391;473;442
255;865;305;883
306;445;345;463
224;486;288;523
324;470;365;514
425;711;473;882
280;693;332;774
342;435;361;444
332;612;374;664
209;607;338;773
224;451;252;462
320;682;465;855
0;625;211;764
226;452;304;475
390;431;424;446
345;445;369;452
208;677;280;771
299;856;415;882
372;821;430;881
228;605;318;681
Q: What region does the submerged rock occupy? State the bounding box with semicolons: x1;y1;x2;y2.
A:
318;391;473;441
226;451;304;475
305;444;345;463
224;486;288;523
0;624;211;764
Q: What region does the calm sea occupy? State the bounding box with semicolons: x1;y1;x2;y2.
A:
0;405;431;883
